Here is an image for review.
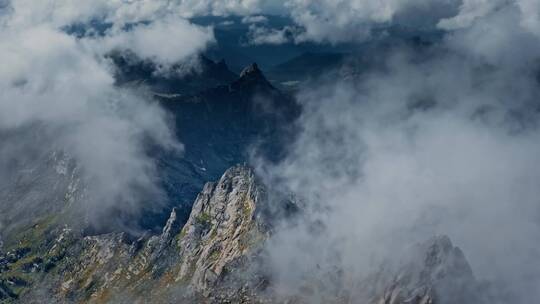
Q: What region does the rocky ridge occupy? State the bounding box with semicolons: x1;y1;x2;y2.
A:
0;166;272;303
110;52;238;95
0;164;490;303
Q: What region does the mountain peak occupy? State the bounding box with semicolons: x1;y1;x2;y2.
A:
239;62;262;78
232;62;273;90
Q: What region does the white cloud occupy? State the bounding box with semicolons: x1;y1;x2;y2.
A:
6;0;535;48
0;0;216;230
0;24;181;228
281;0;453;43
227;0;537;44
173;0;266;17
517;0;540;36
95;17;214;65
6;0;170;28
254;1;540;302
438;0;540;37
242;15;268;24
437;0;506;30
246;24;292;45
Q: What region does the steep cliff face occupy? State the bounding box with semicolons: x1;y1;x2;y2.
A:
175;166;269;292
1;165;485;304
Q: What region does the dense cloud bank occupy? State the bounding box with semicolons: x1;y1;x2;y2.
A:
251;1;540;303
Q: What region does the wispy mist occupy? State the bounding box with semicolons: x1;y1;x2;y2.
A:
253;1;540;303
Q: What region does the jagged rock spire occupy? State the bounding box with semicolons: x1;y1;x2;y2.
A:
159;207;182;245
175;165;267;290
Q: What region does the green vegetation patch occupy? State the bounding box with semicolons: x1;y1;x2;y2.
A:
195;212;212;227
